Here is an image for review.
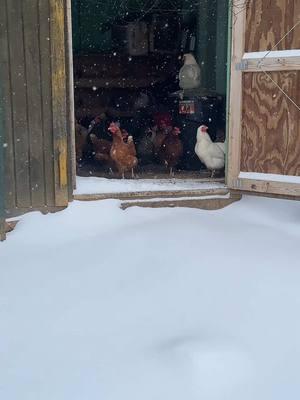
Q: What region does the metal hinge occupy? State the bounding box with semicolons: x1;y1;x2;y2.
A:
235;60;248;71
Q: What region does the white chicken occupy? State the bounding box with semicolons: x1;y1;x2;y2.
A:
195;125;226;177
179;53;201;90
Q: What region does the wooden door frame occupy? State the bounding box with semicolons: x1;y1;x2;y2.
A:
226;1;300;197
0;75;6;241
65;0;76;194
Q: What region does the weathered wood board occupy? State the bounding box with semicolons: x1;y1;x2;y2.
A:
0;0;70;213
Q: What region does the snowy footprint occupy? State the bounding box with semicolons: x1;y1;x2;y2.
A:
153;335;254;400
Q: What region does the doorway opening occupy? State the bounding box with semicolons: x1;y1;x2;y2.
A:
72;0;229;182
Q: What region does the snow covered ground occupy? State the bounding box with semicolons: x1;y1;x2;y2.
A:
75;176;226;194
1;196;300;400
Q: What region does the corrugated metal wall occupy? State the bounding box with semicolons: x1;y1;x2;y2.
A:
0;0;74;217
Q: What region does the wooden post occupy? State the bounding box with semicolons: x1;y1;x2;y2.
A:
50;0;69;206
0;68;6;241
226;1;247;187
225;0;233;180
65;0;76;194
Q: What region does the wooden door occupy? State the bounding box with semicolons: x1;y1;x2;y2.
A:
227;0;300;197
0;0;73;216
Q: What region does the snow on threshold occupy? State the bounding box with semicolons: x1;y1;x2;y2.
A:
239;171;300;184
75;176;225;194
1;196;300;400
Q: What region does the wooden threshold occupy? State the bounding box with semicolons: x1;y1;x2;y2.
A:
231;189;300;202
74;187;229;202
74;186;241;211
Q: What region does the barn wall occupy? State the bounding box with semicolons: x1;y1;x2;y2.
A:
0;0;71;215
240;0;300;176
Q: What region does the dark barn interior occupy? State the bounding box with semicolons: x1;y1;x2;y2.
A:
72;0;229;179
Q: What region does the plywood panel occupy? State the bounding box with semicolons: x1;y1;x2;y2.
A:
245;0;300;52
241;71;300;176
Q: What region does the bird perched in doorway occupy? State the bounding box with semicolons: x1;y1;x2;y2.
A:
158;127;183;176
75;122;89;164
89;134;112;165
152;112;173;160
179;53;201;90
195;125;225;177
108;122;138;179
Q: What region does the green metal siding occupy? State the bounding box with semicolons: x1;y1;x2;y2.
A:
196;0;228;94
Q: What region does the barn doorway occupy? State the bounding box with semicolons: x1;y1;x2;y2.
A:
72;0;229;182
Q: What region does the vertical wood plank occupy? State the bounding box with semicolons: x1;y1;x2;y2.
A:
0;55;6;241
65;0;76;194
23;0;46;207
227;2;247;187
0;0;16;211
38;0;56;207
7;0;31;208
50;0;69;206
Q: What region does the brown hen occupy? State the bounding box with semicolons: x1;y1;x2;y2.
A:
108;123;138;178
158;127;183;176
75;123;89;164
